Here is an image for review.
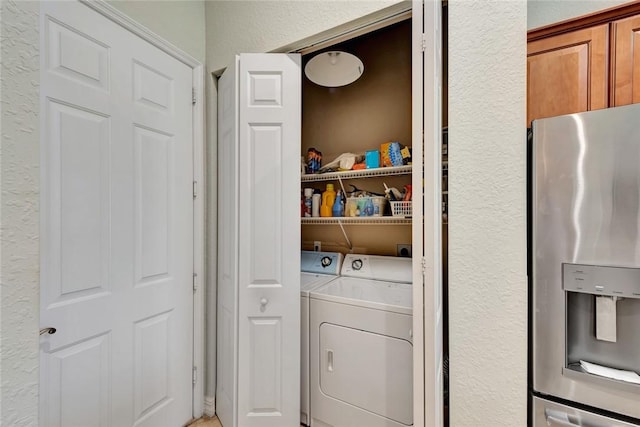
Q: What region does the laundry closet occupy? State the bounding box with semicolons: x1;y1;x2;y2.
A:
216;4;443;427
299;19;416;427
300;19;413;256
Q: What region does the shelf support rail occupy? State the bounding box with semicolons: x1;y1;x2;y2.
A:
337;176;347;197
337;219;353;252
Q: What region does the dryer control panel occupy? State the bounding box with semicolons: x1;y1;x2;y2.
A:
341;254;412;283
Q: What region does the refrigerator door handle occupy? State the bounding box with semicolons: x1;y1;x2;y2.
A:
546;413;610;427
546;415;580;427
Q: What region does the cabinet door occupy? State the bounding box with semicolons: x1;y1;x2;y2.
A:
612;14;640;106
527;25;609;125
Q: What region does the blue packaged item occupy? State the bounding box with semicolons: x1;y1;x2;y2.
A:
307;148;322;173
365;150;380;169
389;142;403;167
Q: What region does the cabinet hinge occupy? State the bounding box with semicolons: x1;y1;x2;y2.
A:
192;87;196;105
192;366;197;385
193;181;197;199
421;33;427;52
193;273;197;292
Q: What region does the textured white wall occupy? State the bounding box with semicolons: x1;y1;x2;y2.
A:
1;1;41;425
448;1;527;426
205;0;402;72
528;0;630;29
107;0;206;62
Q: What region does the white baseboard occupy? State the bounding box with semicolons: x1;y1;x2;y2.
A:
204;395;215;417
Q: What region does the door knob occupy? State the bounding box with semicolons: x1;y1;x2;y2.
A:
40;327;57;336
260;298;268;306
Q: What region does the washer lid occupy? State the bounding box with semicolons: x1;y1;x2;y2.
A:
300;272;338;295
310;276;412;314
341;254;412;283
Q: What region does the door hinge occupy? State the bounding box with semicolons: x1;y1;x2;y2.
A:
192;366;197;385
421;257;427;276
421;33;427;52
193;181;197;199
193;273;197;292
192;87;196;105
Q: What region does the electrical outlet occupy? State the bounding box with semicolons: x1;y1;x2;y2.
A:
397;244;412;257
314;241;321;252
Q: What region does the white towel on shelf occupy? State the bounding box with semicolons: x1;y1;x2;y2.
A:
580;360;640;385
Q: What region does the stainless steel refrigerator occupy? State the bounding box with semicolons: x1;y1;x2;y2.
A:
531;104;640;427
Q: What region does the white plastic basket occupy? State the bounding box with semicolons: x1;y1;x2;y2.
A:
390;200;412;217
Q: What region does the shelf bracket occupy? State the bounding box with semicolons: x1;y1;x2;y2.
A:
337;219;353;252
337;175;347;196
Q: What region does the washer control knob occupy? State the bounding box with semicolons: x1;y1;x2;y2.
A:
352;259;363;270
321;256;332;267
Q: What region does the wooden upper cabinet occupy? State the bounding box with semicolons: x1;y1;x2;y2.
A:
612;14;640;106
527;25;609;125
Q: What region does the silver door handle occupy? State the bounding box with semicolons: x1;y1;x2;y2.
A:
327;349;334;372
546;415;580;427
546;414;607;427
40;327;57;336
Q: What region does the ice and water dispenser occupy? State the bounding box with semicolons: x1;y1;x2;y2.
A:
563;263;640;388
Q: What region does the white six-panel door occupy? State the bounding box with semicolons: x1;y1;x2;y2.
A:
39;2;194;426
217;53;301;427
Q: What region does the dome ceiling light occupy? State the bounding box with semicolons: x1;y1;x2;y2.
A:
304;51;364;87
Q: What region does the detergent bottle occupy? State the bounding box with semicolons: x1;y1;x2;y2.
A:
320;183;336;217
332;190;344;217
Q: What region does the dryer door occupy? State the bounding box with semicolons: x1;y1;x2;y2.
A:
320;323;413;425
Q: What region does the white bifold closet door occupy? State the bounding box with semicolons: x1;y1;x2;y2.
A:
413;1;444;427
217;53;301;427
39;2;194;426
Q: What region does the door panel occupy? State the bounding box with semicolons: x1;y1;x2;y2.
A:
319;323;413;425
527;25;609;125
46;100;111;304
217;53;300;427
612;14;640;106
237;53;301;427
44;333;111;427
40;2;193;426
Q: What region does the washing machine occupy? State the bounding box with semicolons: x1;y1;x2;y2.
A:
309;254;413;427
300;250;343;426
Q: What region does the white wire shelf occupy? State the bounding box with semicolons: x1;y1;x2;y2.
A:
301;216;411;225
301;165;412;182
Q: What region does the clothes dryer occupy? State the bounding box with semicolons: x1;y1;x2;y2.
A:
300;251;342;426
309;254;413;427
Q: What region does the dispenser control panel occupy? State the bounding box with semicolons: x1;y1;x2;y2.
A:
563;263;640;299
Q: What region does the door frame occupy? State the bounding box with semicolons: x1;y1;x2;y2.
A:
42;0;206;418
